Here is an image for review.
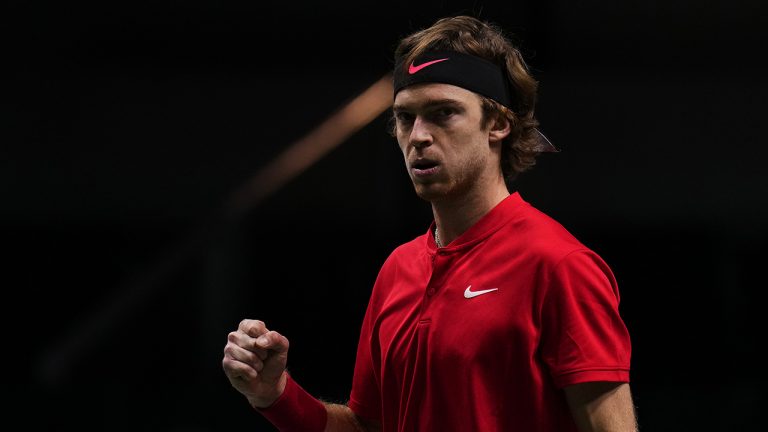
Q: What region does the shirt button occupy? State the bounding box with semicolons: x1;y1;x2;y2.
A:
427;288;436;296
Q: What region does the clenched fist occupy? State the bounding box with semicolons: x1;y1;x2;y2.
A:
222;319;290;408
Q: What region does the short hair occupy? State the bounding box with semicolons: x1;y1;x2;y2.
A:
393;15;541;181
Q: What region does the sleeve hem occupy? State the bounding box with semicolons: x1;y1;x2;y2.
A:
553;367;630;388
347;397;380;424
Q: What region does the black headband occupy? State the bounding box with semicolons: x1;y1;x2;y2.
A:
392;50;559;153
393;51;515;109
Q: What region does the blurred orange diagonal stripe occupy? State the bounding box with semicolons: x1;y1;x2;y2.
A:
228;73;394;216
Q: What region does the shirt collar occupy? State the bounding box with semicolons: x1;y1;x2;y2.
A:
426;192;527;253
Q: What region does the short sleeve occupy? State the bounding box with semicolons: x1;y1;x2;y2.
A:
347;289;382;422
540;249;632;388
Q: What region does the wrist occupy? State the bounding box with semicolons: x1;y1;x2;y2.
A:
248;371;289;409
254;372;327;432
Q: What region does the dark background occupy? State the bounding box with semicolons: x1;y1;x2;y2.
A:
5;1;767;430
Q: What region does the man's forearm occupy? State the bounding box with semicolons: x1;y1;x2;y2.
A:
251;371;381;432
324;403;381;432
565;382;638;432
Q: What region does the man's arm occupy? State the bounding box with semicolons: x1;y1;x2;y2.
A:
223;319;381;432
324;404;382;432
564;382;638;432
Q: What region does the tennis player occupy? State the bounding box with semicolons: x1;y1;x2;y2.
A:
223;15;637;432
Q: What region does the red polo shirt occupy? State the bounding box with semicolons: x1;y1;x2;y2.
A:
347;192;631;431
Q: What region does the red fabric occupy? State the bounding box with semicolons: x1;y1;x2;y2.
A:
348;192;631;432
256;373;327;432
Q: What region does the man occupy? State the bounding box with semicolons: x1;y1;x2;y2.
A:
222;15;637;432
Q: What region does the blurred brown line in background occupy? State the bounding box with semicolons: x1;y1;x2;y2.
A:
226;73;394;219
36;73;395;386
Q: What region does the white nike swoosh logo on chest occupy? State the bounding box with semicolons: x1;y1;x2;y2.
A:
464;285;499;299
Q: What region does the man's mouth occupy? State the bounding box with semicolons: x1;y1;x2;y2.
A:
411;159;440;176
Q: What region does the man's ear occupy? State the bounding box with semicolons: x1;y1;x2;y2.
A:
488;114;511;144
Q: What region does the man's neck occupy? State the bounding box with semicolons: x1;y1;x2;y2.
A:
431;179;510;247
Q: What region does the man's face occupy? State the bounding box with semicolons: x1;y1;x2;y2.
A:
393;83;501;202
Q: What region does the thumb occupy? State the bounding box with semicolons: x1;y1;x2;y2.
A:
255;331;289;383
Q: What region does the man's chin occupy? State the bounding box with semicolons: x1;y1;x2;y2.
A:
413;183;447;202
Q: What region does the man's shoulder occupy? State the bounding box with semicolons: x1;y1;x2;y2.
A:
370;231;429;284
387;231;429;261
504;200;592;263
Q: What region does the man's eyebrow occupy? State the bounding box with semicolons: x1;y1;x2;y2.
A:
393;99;464;112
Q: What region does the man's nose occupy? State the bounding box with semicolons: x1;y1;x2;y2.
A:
409;117;433;149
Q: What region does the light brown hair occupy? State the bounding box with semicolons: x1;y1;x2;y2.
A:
393;15;540;180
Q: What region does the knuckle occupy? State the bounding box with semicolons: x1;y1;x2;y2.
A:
252;321;266;334
272;332;288;348
241;319;267;335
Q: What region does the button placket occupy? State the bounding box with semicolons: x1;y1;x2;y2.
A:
426;252;446;298
420;251;450;321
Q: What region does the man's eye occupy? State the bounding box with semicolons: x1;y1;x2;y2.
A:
435;108;455;118
396;112;414;123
